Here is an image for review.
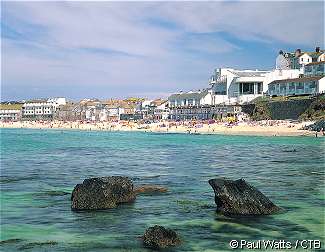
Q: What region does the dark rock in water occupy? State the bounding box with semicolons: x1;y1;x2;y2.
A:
71;176;136;210
134;185;168;195
143;225;181;249
208;178;281;215
302;120;325;132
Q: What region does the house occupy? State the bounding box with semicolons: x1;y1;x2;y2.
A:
54;103;86;121
105;105;123;121
298;47;324;66
208;68;270;105
0;103;23;121
153;99;169;120
168;89;213;107
167;89;240;120
277;47;324;70
22;98;66;120
138;100;155;119
318;52;325;62
275;50;300;70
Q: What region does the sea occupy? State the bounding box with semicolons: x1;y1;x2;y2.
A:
1;128;324;251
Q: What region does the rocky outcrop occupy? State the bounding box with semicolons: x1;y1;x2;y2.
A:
208;178;281;215
134;185;168;195
302;120;325;132
143;225;181;249
71;176;136;210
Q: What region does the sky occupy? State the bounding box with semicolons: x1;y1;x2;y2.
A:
1;1;324;101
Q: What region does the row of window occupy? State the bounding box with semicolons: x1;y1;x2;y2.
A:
171;108;228;114
170;99;200;106
269;81;317;95
24;111;53;114
0;115;18;118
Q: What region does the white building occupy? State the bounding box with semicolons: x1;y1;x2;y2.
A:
209;68;270;105
106;106;125;120
22;98;66;120
153;101;169;120
0;109;21;121
168;89;213;107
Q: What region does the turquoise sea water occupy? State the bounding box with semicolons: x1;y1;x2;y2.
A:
0;128;324;251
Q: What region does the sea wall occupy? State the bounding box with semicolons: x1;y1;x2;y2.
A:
268;99;313;120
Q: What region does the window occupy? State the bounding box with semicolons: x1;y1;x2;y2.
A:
309;81;316;89
289;83;295;90
296;82;304;89
257;83;263;94
214;83;227;95
239;83;254;95
280;84;286;94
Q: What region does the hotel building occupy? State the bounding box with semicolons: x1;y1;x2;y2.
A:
22;98;66;120
208;68;270;104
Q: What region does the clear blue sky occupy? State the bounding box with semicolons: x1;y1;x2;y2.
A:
1;1;324;101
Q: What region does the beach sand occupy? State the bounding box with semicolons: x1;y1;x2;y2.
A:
0;120;317;137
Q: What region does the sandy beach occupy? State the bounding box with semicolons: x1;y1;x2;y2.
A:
0;120;318;137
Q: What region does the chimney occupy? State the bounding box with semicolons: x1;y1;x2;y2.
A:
295;49;301;57
316;47;320;53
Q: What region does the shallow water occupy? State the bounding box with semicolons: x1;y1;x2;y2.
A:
0;128;324;251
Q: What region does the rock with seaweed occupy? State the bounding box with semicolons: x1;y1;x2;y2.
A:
71;176;136;210
208;178;282;215
250;101;272;121
143;225;181;249
299;95;325;121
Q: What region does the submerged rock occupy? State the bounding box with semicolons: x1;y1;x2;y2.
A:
134;185;168;195
208;178;281;215
71;176;136;210
0;238;25;245
18;241;58;250
143;225;181;249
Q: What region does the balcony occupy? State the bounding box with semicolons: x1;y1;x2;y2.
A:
209;75;227;85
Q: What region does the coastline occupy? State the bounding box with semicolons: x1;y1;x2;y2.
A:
0;120;317;137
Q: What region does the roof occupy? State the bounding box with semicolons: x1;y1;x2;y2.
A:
168;90;209;101
0;104;23;110
268;76;324;85
26;99;48;103
305;61;325;66
299;51;324;58
282;49;325;59
57;104;78;110
230;70;269;77
152;99;167;106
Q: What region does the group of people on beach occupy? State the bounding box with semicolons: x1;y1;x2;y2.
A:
0;118;321;137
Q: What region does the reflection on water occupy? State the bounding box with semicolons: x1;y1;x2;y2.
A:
1;128;324;251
